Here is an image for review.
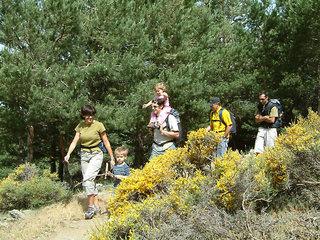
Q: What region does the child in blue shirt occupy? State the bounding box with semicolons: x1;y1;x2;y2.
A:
107;146;130;187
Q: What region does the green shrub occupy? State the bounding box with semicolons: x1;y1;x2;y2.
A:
0;164;72;210
0;166;14;180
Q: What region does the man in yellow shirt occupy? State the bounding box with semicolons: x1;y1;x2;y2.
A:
206;97;233;157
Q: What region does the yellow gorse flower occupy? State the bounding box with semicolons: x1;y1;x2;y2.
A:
91;111;320;239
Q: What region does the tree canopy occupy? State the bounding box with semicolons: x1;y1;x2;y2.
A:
0;0;319;174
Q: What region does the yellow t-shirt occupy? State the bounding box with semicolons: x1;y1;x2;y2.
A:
75;120;106;151
210;106;233;136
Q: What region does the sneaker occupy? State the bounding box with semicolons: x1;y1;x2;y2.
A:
84;206;96;220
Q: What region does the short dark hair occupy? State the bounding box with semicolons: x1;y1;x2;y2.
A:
80;105;96;119
155;97;166;107
259;91;269;98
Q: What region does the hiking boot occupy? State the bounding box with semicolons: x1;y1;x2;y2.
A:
84;206;96;220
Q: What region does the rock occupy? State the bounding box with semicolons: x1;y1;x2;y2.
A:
8;209;25;219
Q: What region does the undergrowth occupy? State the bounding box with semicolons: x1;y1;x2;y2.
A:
91;110;320;239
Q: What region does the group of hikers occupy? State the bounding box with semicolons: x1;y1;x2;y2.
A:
64;82;282;219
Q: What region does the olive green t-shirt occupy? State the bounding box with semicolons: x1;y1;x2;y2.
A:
75;120;106;151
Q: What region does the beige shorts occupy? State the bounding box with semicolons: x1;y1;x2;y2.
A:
80;151;103;196
254;127;277;154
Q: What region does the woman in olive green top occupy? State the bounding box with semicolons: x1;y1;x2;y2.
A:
64;105;115;219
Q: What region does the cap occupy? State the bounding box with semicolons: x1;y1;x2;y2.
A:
209;97;220;106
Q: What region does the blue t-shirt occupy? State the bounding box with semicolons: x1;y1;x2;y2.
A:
112;163;130;187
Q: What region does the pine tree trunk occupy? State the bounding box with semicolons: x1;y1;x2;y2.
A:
50;140;57;173
58;132;66;181
318;76;320;115
27;125;34;162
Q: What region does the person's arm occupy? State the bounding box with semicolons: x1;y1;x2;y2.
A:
261;115;276;123
256;106;278;124
159;115;179;139
207;111;213;131
221;111;232;138
160;127;179;139
64;132;80;163
142;100;153;108
223;125;232;138
100;131;115;169
255;114;262;123
255;114;276;123
114;175;128;180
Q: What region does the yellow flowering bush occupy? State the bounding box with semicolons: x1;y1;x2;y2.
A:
0;163;71;210
93;111;320;239
185;128;221;168
167;171;207;214
108;147;192;213
108;128;221;215
277;110;320;152
212;150;243;210
6;163;38;181
93;172;208;240
261;146;293;187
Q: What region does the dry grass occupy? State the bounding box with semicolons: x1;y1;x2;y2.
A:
1;188;113;240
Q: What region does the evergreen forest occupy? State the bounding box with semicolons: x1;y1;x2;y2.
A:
0;0;319;180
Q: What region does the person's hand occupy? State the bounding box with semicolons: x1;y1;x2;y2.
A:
160;125;163;132
142;103;148;109
64;154;70;164
105;171;114;178
160;125;166;136
255;114;263;123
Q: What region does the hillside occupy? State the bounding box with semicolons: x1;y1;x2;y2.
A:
0;188;113;240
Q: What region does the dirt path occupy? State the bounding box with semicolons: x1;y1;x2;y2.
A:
1;188;113;240
48;190;112;240
49;214;108;240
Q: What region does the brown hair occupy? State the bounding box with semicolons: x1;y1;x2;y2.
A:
115;146;129;157
80;105;96;119
259;91;269;98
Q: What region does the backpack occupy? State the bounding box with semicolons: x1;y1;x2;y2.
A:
268;99;284;128
165;108;183;146
218;108;237;134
